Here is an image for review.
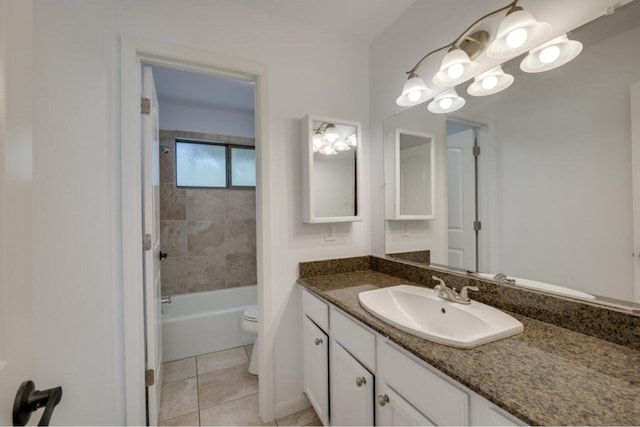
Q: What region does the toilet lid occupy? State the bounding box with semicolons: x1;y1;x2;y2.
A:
243;305;258;321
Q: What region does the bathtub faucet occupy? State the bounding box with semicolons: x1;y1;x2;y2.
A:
161;296;172;304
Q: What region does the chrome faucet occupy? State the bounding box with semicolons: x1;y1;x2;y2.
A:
432;276;479;305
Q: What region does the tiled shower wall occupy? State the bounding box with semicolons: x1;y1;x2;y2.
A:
159;130;257;296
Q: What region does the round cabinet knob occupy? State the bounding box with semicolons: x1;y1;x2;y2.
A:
355;377;366;387
377;394;390;406
314;338;323;346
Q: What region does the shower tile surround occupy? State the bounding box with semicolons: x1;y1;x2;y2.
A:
160;130;257;296
298;256;640;425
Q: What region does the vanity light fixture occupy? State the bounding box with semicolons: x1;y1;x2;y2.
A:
396;72;431;106
467;66;514;96
395;0;578;114
485;4;551;59
313;122;357;155
520;34;583;73
427;89;466;114
432;47;481;87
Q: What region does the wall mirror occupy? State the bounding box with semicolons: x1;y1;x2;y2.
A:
385;129;435;220
302;114;361;223
384;0;640;309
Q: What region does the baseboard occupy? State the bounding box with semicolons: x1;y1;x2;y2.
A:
274;393;311;419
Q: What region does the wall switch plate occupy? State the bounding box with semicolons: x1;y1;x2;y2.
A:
325;224;336;241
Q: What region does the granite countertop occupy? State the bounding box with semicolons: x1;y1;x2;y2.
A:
298;270;640;426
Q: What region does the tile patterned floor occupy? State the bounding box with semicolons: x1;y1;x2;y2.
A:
158;345;322;426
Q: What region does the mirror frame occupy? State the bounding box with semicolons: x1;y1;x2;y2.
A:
386;128;436;221
302;114;362;223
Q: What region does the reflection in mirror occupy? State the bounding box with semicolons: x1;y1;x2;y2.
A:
384;1;640;309
302;115;361;223
385;129;435;220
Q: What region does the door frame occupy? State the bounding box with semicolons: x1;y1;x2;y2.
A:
120;37;273;425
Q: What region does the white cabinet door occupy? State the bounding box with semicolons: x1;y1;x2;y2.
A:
330;342;374;426
376;383;434;426
302;316;329;425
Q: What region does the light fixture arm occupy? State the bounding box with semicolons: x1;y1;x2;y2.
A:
450;0;518;47
405;0;519;76
314;122;334;135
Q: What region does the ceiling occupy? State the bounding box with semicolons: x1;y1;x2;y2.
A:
233;0;416;42
152;0;416;113
152;66;255;113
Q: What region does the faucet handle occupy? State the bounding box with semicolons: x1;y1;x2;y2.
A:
459;285;479;301
432;275;446;289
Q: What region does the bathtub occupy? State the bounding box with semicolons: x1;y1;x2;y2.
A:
161;285;257;362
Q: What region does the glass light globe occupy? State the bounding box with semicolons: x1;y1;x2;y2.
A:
539;45;560;64
407;90;422;103
481;75;498;90
506;28;528;48
439;97;453;110
447;63;464;80
324;130;339;143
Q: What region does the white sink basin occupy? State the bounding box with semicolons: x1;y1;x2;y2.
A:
358;285;523;349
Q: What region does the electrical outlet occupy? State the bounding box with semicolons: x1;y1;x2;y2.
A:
325;224;336;241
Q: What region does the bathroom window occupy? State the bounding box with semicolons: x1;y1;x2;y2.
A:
230;146;256;188
175;140;255;189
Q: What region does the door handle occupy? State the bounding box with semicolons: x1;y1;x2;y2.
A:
13;380;62;426
159;251;168;260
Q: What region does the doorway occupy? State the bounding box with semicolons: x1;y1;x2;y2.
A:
120;38;272;425
446;120;480;271
150;64;260;424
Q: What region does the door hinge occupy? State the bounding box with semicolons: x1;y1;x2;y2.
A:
473;146;481;157
141;97;151;115
145;369;155;387
474;221;482;231
143;234;152;251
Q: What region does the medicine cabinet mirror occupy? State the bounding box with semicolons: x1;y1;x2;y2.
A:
385;129;435;220
302;114;361;223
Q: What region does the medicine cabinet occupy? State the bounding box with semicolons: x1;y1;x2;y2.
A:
385;128;436;220
302;114;362;223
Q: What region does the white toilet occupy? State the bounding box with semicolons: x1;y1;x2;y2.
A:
242;305;259;375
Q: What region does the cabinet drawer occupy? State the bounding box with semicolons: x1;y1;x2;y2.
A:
379;341;468;426
330;307;375;370
302;288;328;331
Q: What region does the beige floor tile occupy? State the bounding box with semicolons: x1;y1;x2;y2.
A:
159;377;199;422
198;362;258;410
197;347;248;375
276;407;320;426
199;393;274;426
163;357;197;384
159;410;199;426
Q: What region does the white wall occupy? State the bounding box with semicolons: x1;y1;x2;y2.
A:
0;1;35;423
158;99;255;138
27;0;369;424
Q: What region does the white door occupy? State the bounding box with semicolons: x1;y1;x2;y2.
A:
330;342;374;426
376;383;434;426
142;65;162;425
302;316;329;426
631;82;640;303
0;1;36;423
446;129;476;270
